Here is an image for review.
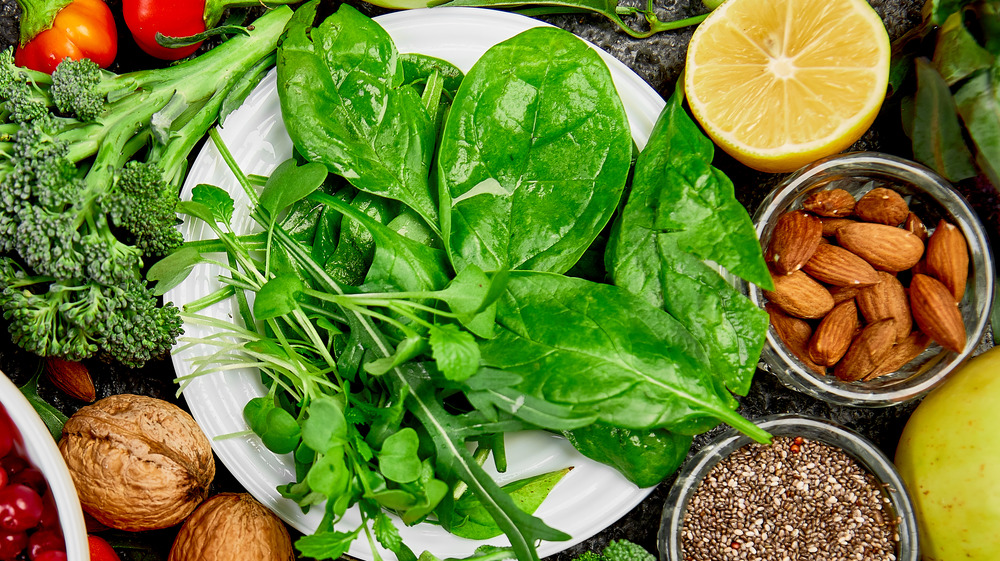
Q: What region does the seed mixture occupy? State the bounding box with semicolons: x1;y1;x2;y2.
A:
680;436;899;561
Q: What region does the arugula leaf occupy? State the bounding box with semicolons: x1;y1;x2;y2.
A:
437;26;632;275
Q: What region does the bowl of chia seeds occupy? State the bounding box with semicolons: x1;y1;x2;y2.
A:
658;414;919;561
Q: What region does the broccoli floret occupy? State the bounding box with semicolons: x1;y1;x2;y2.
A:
0;258;182;367
0;50;52;124
601;541;655;561
571;540;655;561
50;58;106;121
103;161;183;256
0;8;293;367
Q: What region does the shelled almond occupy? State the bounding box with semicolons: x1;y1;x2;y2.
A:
763;184;970;381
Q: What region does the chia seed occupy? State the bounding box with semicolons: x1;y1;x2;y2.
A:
679;436;898;561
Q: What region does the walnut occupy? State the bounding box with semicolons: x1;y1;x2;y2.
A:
59;394;215;531
168;493;294;561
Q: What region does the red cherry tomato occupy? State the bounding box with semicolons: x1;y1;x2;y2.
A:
87;535;120;561
14;0;117;74
122;0;206;60
0;485;43;532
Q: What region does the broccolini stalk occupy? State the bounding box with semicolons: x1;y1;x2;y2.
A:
0;6;295;368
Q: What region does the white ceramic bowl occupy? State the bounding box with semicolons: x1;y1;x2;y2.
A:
0;371;88;561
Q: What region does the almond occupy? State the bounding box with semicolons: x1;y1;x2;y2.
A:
820;217;855;237
854;187;909;226
904;212;928;241
836;222;925;272
808;299;859;367
833;318;897;382
865;331;932;380
764;269;835;319
829;285;861;305
802;243;880;287
801;188;856;217
765;210;823;275
856;271;912;341
909;273;966;353
766;303;825;374
924;220;969;301
45;357;96;402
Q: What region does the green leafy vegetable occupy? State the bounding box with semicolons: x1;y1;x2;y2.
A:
450;468;571;539
437;26;632;275
277;2;440;227
605;86;771;397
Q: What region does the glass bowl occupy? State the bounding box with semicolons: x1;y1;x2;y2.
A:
743;151;995;407
0;371;88;561
658;414;919;561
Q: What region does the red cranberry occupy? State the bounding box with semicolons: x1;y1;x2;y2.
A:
0;469;7;490
0;530;27;561
31;551;66;561
36;492;58;530
9;470;45;498
87;535;120;561
27;529;64;560
0;458;26;481
0;485;43;532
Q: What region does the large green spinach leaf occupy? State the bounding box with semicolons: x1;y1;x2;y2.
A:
437;26;632;274
480;272;770;442
606;87;770;396
277;2;440;228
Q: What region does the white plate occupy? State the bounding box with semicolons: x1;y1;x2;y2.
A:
0;373;88;561
170;7;666;560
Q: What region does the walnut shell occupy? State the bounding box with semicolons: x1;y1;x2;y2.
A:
59;394;215;531
168;493;294;561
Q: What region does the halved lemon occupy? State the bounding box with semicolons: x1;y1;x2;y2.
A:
684;0;891;173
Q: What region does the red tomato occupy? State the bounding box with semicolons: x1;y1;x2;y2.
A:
86;535;120;561
122;0;206;60
14;0;117;74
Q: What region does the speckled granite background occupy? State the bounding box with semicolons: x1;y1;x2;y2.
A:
0;1;996;560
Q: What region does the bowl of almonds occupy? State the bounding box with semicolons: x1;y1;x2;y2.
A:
745;151;995;407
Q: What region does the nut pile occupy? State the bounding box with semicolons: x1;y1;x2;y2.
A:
762;186;970;381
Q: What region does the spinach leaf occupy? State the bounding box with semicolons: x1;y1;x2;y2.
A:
277;2;440;227
605;86;770;396
562;422;691;488
437;26;632;274
481;272;769;442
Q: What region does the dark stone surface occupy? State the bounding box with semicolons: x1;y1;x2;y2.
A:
0;1;996;560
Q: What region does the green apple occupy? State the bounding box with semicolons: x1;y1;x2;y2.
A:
894;346;1000;560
